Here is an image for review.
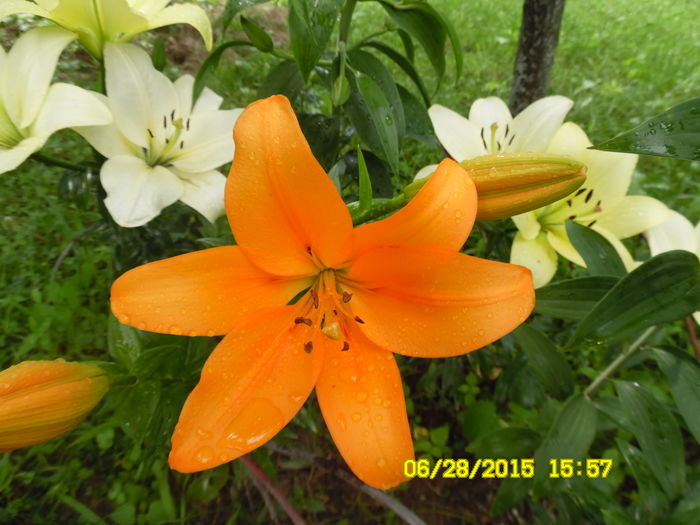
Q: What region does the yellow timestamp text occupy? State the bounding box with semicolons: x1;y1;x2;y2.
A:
403;458;613;479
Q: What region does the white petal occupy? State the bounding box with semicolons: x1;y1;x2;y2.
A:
546;224;585;267
147;4;213;50
32;83;112;139
428;104;486;161
512;211;541;241
104;42;180;148
129;0;171;17
695;222;700;256
192;87;223;113
509;96;573;152
3;27;75;129
174;75;194;118
596;196;670;239
468;97;512;152
170;109;242;173
646;210;698;256
511;231;558;288
101;155;183;227
72;92;136;158
0;136;44;174
176;168;226;223
693;311;700;326
413;164;438;181
0;0;49;18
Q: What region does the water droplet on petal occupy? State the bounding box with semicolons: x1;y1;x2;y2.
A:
196;446;214;464
351;412;361;422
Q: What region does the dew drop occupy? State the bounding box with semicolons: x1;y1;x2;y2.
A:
356;391;368;402
340;367;360;384
196;428;212;440
377;458;386;468
352;412;361;422
196;446;214;464
382;400;391;408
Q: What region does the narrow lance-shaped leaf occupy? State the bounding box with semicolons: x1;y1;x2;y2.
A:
513;325;574;399
240;15;274;52
396;84;433;145
566;220;627;277
567;250;700;347
653;347;700;444
593;98;700;160
361;40;430;105
193;40;256;101
221;0;270;39
257;59;304;101
356;147;372;213
535;276;619;320
288;0;343;81
615;380;685;499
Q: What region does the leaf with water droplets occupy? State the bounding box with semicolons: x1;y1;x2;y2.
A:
566;220;627;278
592;97;700;160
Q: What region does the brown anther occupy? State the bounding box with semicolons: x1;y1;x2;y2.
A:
147;128;154;138
306;245;312;255
575;188;586;196
180;140;184;149
354;316;365;324
304;341;313;353
585;189;594;203
341;341;350;351
595;205;602;212
587;220;597;227
186;118;191;131
342;291;353;303
163;115;167;128
508;134;516;146
310;289;319;309
568;215;576;220
480;128;487;149
332;309;338;315
171;110;175;121
566;199;572;207
294;317;312;326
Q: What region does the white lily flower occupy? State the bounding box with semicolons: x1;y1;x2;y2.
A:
510;122;671;287
646;210;700;325
74;43;242;228
0;0;212;59
0;27;111;175
415;95;574;179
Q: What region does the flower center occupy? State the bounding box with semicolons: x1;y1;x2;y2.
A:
0;102;24;149
292;269;363;353
479;122;516;154
143;109;190;167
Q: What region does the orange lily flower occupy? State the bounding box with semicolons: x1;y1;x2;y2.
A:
111;95;534;489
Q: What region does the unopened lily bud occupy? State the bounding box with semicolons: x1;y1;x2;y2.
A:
461;152;587;220
0;360;109;452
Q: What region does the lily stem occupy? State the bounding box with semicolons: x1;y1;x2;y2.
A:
684;316;700;359
31;152;92;172
239;455;306;525
584;326;659;398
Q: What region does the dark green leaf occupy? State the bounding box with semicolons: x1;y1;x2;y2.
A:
298;113;342;171
108;314;143;370
347;49;405;138
616;439;671;519
357;147;372;213
654;348;700;444
344;71;400;174
341;149;394;198
534;394;597;487
468;427;541;458
288;0;342;81
221;0;269;39
513;325;574;399
397;29;414;62
151;37;166;71
565;220;627;277
615;380;685;499
593;98;700;160
490;478;533;517
361;40;430;105
193;40;255;101
535;276;618;320
257;59;304;100
240;15;273;52
396;84;434;145
567;251;700;346
458;400;499;441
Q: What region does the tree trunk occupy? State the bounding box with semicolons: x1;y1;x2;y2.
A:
509;0;566;115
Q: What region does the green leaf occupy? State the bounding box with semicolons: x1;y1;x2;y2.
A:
533;394;597;487
429;424;449;447
654;347;700;444
565;220;627;277
361;40;430;105
490;478;533;517
107;314;143;370
344;70;400;174
288;0;342;81
397;29;414;62
535;276;619;320
458;400;499;441
468;427;541;458
357;146;372;213
151;36;166;71
298;113;342;171
615;380;685;499
257;59;304;100
347;49;405;138
593;98;700;160
567;251;700;347
240;15;273;52
396;84;434;145
221;0;270;39
513;325;574;399
193;40;255;101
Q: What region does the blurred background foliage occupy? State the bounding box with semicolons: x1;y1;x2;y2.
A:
1;0;700;523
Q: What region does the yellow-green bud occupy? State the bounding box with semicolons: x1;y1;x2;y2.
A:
0;360;109;452
461;152;587;220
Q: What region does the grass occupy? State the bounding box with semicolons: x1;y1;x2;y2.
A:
1;0;700;523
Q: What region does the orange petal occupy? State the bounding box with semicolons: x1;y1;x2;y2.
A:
345;247;534;357
111;246;309;336
353;159;476;255
315;323;413;489
169;306;326;472
226;95;353;276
